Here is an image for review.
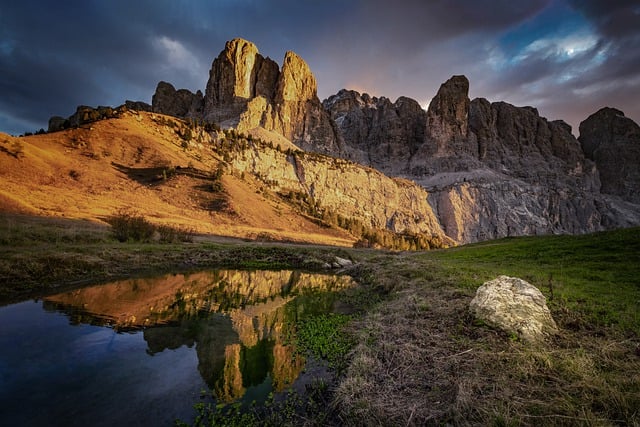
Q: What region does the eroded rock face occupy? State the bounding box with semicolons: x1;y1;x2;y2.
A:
420;97;609;243
152;81;203;118
469;276;558;343
323;90;426;175
276;51;316;103
204;38;267;124
579;108;640;204
223;142;450;242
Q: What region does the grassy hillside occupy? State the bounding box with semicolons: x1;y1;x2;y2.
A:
0;112;353;247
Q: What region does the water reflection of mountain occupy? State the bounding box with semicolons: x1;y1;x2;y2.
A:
44;270;354;402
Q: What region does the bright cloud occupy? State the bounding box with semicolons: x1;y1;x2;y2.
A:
516;32;599;62
153;36;200;72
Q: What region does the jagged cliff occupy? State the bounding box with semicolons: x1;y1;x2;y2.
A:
153;38;338;154
326;75;640;243
222;141;447;238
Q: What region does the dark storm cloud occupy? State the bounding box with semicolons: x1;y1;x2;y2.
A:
568;0;640;38
0;0;638;135
0;0;358;134
430;0;640;132
0;1;179;132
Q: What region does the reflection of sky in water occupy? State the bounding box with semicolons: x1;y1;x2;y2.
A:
0;270;353;426
0;300;205;427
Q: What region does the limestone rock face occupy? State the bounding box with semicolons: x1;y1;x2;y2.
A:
469;276;558;343
323;90;426;175
422;98;612;243
152;81;203;118
276;51;316;103
469;100;594;185
204;38;265;124
428;179;605;243
203;38;338;153
579;108;640;204
224;142;449;242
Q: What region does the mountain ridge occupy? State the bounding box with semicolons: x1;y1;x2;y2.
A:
28;37;640;245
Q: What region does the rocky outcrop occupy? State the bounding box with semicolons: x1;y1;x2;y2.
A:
203;38;339;153
428;179;606;243
469;276;558;343
48;100;153;132
124;100;152;112
203;38;272;124
421;95;610;242
468;100;596;187
579;108;640;204
47;116;68;133
48;105;126;132
151;81;203;118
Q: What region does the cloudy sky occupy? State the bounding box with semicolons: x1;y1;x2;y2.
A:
1;0;638;136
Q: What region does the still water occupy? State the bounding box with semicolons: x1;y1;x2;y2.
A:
0;270;354;426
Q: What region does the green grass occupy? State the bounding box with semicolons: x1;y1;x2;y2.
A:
425;228;640;333
294;313;355;372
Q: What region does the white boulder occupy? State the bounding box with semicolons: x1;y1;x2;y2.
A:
470;275;558;342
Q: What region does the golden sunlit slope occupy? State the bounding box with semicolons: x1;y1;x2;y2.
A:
0;111;354;246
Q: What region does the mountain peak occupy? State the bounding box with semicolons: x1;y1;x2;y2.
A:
276;50;317;102
426;74;470;151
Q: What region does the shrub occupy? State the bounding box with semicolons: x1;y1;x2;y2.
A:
156;224;194;243
108;210;195;243
107;210;156;242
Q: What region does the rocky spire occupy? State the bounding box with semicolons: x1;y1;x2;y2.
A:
206;38;260;104
200;38;338;152
426;75;470;155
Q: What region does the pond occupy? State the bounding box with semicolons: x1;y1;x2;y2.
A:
0;269;355;426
